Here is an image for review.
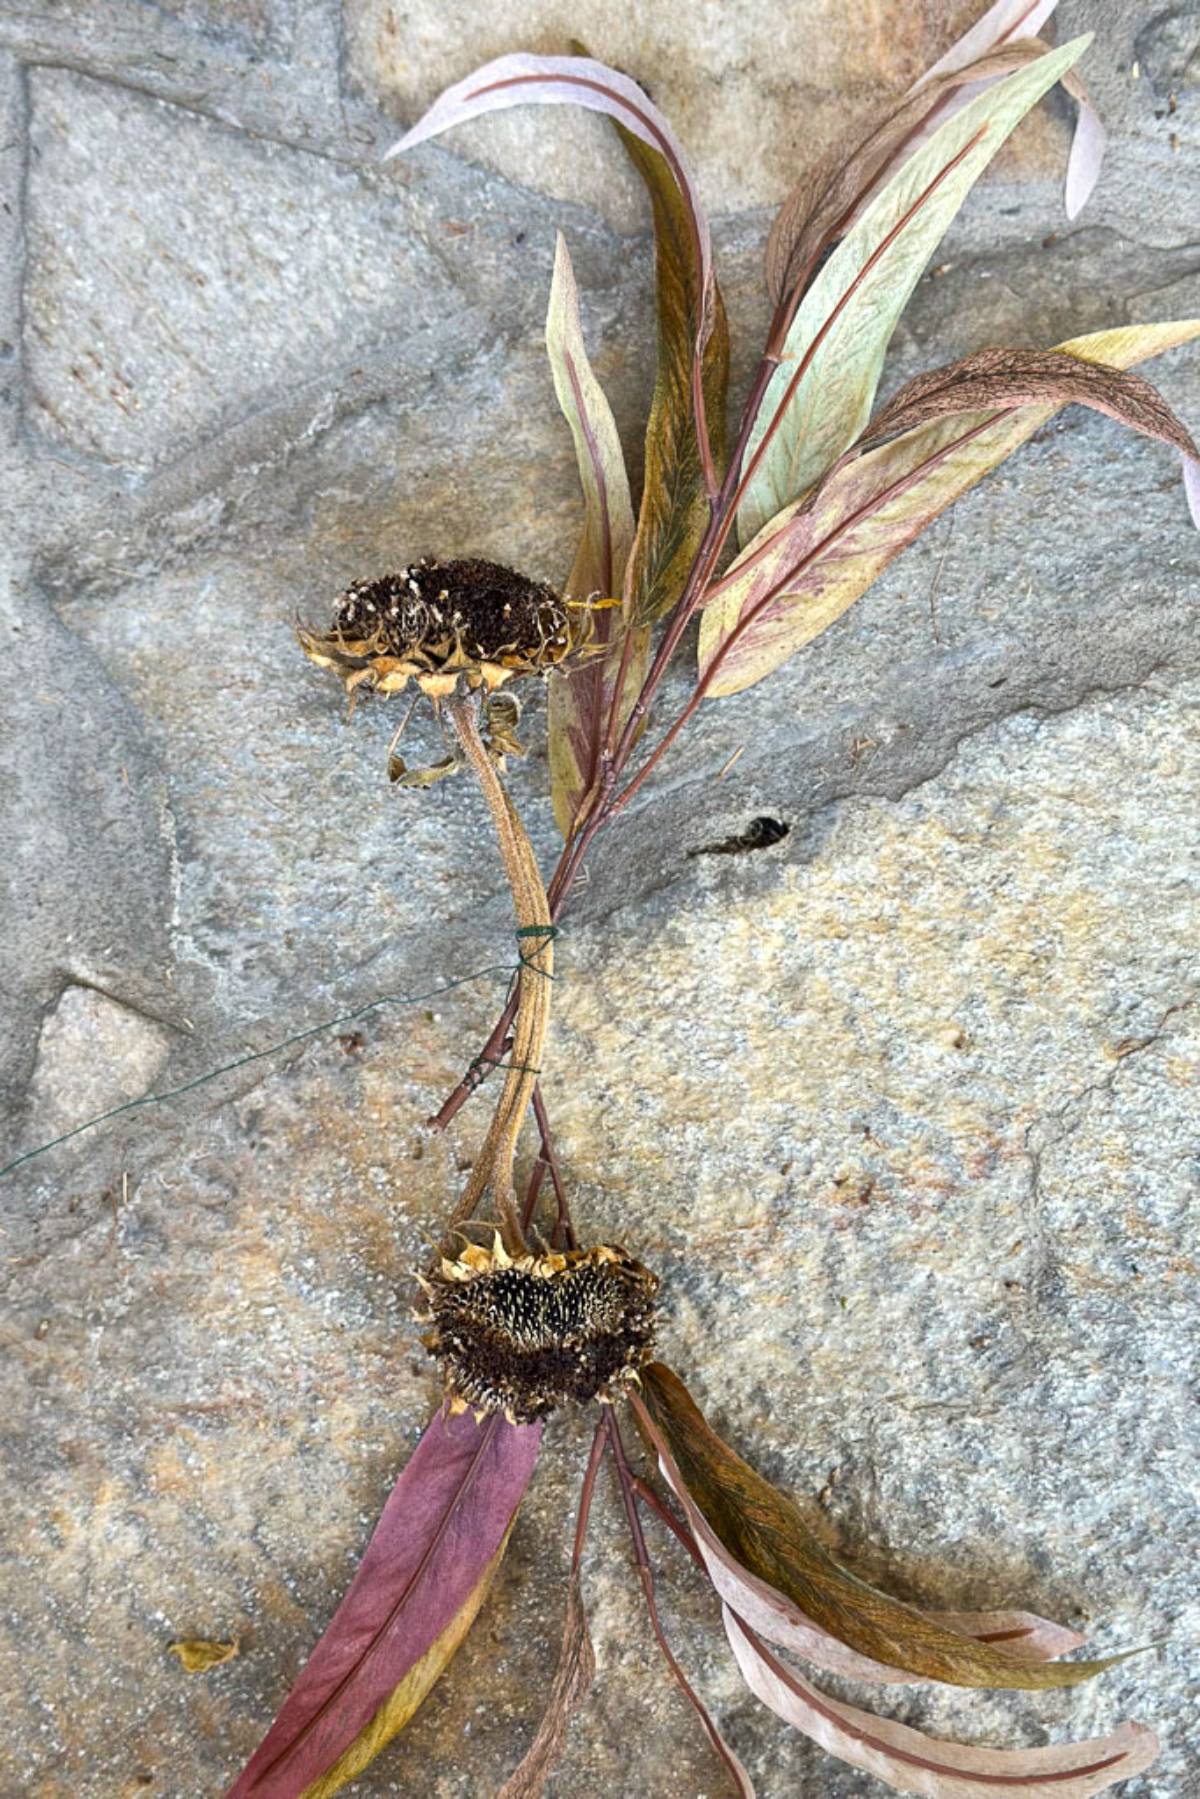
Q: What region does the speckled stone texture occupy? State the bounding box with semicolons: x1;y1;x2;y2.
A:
0;3;1197;1797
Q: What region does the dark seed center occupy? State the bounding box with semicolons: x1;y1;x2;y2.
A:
335;559;568;662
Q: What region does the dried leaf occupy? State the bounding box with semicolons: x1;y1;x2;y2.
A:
738;36;1090;544
301;1534;512;1799
640;1397;1083;1688
496;1569;595;1798
910;3;1105;222
227;1406;541;1798
544;232;644;836
765;0;1092;304
545;232;635;606
638;1365;1134;1691
725;1608;1159;1798
612;119;730;626
386;52;711;298
169;1638;238;1672
765;41;1048;310
916;0;1060;82
701;319;1200;696
389;45;727;627
862;346;1199;474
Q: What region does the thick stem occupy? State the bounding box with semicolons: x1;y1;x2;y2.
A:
441;695;554;1254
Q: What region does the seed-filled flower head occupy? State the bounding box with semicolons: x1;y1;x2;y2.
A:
421;1239;660;1423
298;558;574;701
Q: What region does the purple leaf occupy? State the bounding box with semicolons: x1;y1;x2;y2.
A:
228;1405;541;1798
725;1609;1159;1798
915;1;1061;85
386;52;711;298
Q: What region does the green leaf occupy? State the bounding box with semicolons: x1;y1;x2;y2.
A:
700;319;1200;696
615;122;730;625
738;35;1091;544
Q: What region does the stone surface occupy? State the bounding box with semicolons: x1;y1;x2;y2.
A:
28;984;173;1138
0;4;1197;1797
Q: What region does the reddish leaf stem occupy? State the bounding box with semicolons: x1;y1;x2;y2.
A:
605;1410;748;1795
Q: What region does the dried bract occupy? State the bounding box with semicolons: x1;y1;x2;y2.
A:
423;1239;659;1423
298;558;573;701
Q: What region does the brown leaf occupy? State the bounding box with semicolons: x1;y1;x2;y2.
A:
740;38;1089;541
615;123;730;625
638;1364;1137;1691
700;318;1200;695
862;344;1200;470
641;1421;1085;1688
496;1570;595;1798
765;39;1049;308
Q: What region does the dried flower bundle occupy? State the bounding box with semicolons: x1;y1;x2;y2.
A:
229;4;1196;1794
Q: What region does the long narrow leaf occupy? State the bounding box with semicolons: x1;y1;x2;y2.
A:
911;2;1104;221
611;117;730;626
766;41;1047;311
386;52;711;298
301;1532;513;1799
637;1366;1133;1691
726;1609;1159;1798
228;1407;541;1798
639;1389;1083;1688
862;346;1200;481
766;2;1102;307
543;232;643;837
917;0;1059;82
701;319;1200;695
739;36;1090;543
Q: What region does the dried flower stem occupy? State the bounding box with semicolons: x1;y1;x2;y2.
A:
430;316;792;1135
442;695;555;1253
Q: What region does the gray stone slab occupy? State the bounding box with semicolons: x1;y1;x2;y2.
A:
0;6;1197;1797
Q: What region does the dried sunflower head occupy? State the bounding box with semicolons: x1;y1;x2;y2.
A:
298;558;574;702
420;1237;660;1424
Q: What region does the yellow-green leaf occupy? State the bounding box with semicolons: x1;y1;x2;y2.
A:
738;37;1090;543
700;318;1200;696
543;231;644;837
